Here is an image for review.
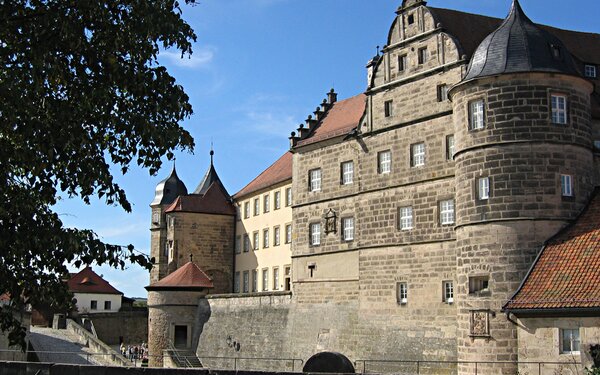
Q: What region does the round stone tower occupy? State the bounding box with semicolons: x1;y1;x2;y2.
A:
448;1;595;373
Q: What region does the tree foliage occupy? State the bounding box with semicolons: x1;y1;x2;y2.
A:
0;0;197;347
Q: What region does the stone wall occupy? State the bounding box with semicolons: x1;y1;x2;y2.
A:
81;310;148;345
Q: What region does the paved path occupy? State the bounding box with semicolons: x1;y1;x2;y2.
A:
29;327;99;365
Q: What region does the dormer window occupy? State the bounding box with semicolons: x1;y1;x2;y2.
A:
407;14;415;25
550;44;561;59
585;65;597;78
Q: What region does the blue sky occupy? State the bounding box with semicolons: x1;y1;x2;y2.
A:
53;0;600;297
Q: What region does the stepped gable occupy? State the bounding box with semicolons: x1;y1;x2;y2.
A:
68;267;123;295
504;188;600;312
151;164;188;206
234;151;292;199
145;261;213;291
296;93;366;147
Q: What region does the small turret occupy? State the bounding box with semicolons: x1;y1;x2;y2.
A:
151;164;188;206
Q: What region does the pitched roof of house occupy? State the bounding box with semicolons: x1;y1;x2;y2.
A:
165;181;236;216
296;94;366;147
145;261;214;291
504;189;600;312
67;267;123;295
233;152;292;199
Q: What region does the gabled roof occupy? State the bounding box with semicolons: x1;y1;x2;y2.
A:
504;189;600;312
296;94;366;147
233;152;292;200
145;262;214;291
67;267;123;295
165;181;236;216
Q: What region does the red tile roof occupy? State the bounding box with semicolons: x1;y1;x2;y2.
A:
0;293;10;302
145;262;214;291
296;94;366;147
504;189;600;311
67;267;123;295
234;152;292;199
165;182;236;216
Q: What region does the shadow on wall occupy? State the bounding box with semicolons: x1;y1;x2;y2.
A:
192;298;211;352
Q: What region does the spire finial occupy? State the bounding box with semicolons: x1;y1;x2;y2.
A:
210;142;214;166
189;254;193;263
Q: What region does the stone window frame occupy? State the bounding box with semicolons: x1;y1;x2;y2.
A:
398;54;407;72
442;280;454;304
263;228;270;249
262;268;269;291
309;222;321;246
407;13;415;25
378;150;392;174
438;198;455;226
244;201;250;219
251;269;258;292
468;274;490;296
560;328;581;354
285;223;292;244
235;235;241;254
309;168;322;192
243;234;250;253
560;174;574;198
468;98;486;131
446;134;455;161
253;198;260;216
384;100;393;118
234;272;240;293
273;267;280;290
549;91;568;125
274;190;281;210
437;84;448;102
476;176;491;201
242;270;249;293
104;301;111;310
398;205;414;231
340;160;354;185
253;231;259;251
341;216;355;242
273;225;281;247
90;300;98;310
417;46;427;65
410;142;426;168
584;64;597;78
263;193;270;213
396;282;408;305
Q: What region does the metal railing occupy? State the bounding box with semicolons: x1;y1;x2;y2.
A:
0;349;141;366
198;355;304;372
165;341;195;368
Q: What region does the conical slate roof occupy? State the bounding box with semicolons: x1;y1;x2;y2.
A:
193;150;229;196
151;165;188;206
463;0;579;82
145;261;214;291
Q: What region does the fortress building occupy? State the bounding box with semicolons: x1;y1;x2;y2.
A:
147;1;600;373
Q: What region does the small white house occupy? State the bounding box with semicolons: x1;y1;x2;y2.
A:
68;267;123;313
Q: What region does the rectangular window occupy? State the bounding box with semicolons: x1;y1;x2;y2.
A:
478;177;490;200
594;140;600;152
561;174;573;197
443;281;454;303
274;226;281;246
411;142;425;167
342;217;354;241
469;275;489;294
310;223;321;246
309;169;322;192
446;135;455;161
398;54;407;72
251;270;258;292
285;187;292;206
262;269;269;291
378;150;391;174
263;194;270;213
242;271;249;293
243;234;250;252
437;84;448;102
585;65;597;78
399;206;413;231
469;99;485;130
235;235;241;254
551;94;567;124
341;161;354;185
274;191;281;210
285;224;292;244
244;202;250;219
263;228;269;248
273;268;280;290
397;282;408;304
104;301;111;310
440;199;455;225
234;272;240;293
384;100;393;117
253;231;259;250
253;198;260;216
418;47;427;64
561;328;581;354
90;300;97;310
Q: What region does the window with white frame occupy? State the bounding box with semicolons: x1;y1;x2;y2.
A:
411;142;425;167
309;169;322;192
561;329;580;354
397;282;408;304
254;198;260;216
242;271;249;293
443;281;454;303
263;194;270;213
440;199;455;225
243;234;250;252
378;150;391;174
384;100;393;117
310;223;321;246
285;224;292;244
244;202;250;219
478;177;490;200
446;135;455;161
234;272;240;293
561;174;573;197
251;270;258;292
585;65;597;78
398;54;407;72
273;267;279;290
469;99;485;130
274;226;280;246
253;231;259;250
341;161;354;185
235;235;241;254
399;206;413;230
274;191;281;210
263;228;269;248
342;217;354;241
262;268;269;291
285;187;292;206
551;94;567;124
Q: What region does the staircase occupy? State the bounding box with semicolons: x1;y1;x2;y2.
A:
166;342;203;368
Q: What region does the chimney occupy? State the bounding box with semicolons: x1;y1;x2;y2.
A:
306;115;317;130
289;131;299;148
327;88;337;105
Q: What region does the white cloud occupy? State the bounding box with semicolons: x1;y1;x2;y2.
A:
160;46;215;69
